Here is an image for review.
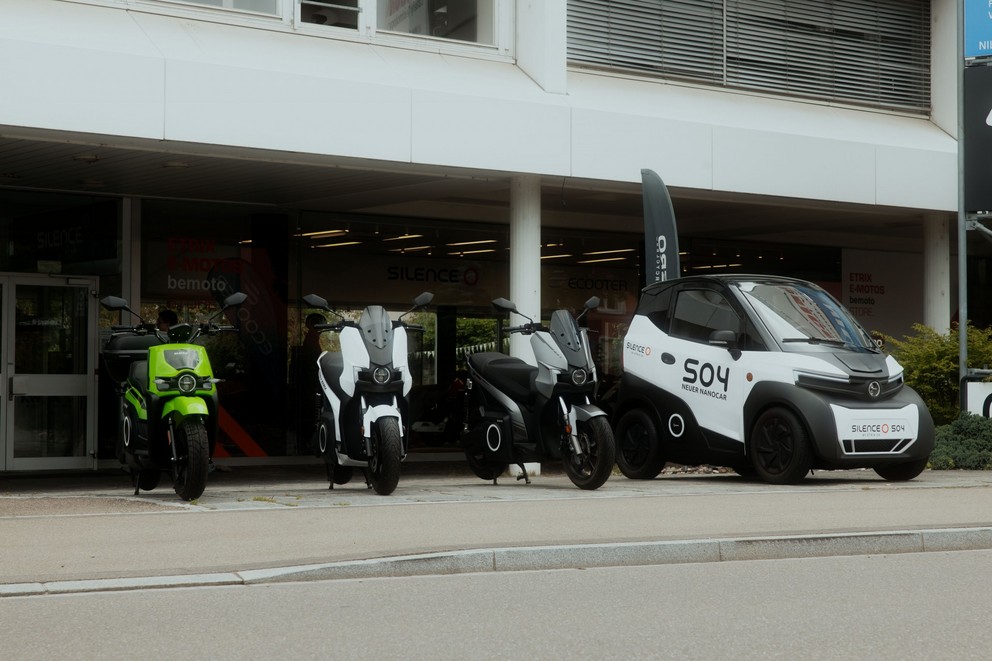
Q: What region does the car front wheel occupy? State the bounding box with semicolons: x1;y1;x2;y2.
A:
749;407;812;485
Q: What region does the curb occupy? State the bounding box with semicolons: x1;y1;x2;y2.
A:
5;526;992;597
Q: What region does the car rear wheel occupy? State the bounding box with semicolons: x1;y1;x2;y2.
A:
749;407;812;485
615;409;665;480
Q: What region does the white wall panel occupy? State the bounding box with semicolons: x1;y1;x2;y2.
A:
570;108;713;188
712;128;876;203
411;91;570;173
164;60;413;161
0;0;958;215
876;146;957;210
0;0;164;137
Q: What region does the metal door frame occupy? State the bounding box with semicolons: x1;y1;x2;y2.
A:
1;273;100;471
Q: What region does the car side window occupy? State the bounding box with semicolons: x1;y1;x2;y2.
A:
635;284;674;333
670;288;742;344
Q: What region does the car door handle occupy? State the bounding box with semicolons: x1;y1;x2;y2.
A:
661;353;676;365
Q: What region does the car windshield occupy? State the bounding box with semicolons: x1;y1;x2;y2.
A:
736;281;879;353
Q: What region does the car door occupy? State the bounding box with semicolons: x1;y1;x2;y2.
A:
666;284;749;443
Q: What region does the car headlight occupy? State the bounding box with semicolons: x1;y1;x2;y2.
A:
372;367;391;385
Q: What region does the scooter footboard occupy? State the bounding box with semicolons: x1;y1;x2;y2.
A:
465;411;514;464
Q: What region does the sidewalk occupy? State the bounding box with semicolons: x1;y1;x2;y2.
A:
3;464;992;595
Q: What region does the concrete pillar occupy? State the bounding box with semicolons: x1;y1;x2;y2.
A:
509;175;542;364
923;212;952;333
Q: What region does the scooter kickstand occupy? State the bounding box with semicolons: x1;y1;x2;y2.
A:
515;463;531;484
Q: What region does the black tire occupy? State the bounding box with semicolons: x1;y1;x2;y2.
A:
173;419;210;501
465;451;507;481
136;469;161;491
332;465;354;485
369;418;402;495
874;458;928;482
615;409;665;480
749;407;812;485
563;415;616;490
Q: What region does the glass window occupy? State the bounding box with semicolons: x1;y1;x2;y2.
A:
162;0;279;13
377;0;494;44
670;288;741;344
736;280;877;353
635;283;674;332
298;0;495;45
300;0;360;28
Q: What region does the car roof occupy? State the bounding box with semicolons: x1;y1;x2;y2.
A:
640;273;816;295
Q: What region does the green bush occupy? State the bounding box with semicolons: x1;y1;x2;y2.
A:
885;323;992;426
929;413;992;470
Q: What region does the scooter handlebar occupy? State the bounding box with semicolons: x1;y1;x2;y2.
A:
505;323;547;335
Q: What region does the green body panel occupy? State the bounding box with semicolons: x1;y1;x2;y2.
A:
124;387;148;420
147;344;214;396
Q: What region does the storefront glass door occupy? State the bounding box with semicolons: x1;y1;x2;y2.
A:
1;274;98;471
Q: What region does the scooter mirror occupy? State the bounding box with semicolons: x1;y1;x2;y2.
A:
413;291;434;308
100;295;130;312
584;296;601;310
492;298;517;314
303;293;329;309
222;292;248;308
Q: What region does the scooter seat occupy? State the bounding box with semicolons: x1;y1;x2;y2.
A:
318;351;348;400
469;352;537;404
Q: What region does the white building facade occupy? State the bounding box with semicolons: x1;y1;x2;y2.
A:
0;0;962;468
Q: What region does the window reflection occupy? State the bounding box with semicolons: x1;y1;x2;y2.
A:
378;0;493;44
301;0;360;28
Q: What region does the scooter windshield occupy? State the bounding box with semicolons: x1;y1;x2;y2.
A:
358;305;394;366
737;281;878;353
549;309;588;366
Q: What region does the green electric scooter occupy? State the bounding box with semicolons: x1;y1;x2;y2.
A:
100;291;246;500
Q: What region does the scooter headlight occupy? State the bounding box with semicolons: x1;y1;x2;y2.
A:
372;367;392;385
571;368;588;386
177;373;197;394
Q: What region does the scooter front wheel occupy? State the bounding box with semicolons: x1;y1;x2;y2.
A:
368;418;402;495
173;418;210;501
564;416;616;490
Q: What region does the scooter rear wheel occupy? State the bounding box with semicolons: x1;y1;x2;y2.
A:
136;469;161;492
465;451;507;481
368;418;401;495
173;419;210;501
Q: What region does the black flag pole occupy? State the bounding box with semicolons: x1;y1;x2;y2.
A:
641;169;681;287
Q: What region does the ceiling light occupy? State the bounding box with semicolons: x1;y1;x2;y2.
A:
541;254;573;260
313;241;362;248
577;257;626;264
446;239;497;247
389;245;432;253
299;229;348;238
383;234;424;242
448;249;495;256
582;248;636;256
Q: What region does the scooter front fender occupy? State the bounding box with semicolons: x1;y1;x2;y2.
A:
162;396;210;420
570;402;608;422
363;400;404;436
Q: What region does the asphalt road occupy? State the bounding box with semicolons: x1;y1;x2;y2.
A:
3;550;991;660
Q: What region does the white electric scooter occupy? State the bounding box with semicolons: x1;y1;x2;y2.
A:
301;292;433;495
